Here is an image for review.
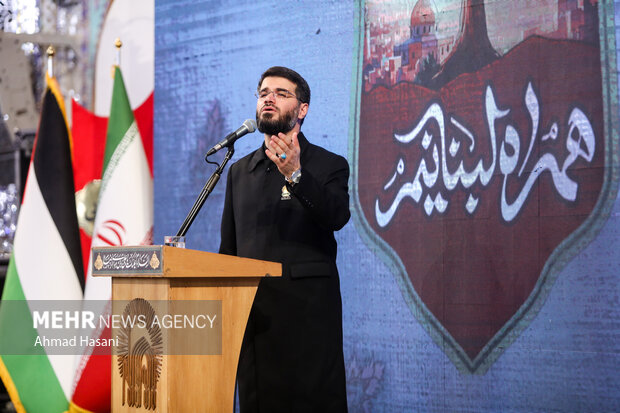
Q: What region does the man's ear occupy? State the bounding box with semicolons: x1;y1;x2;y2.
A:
298;102;309;120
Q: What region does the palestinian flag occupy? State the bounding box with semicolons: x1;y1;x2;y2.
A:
0;76;84;412
69;66;153;413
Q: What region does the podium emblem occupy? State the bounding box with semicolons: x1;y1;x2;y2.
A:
149;252;160;270
117;298;163;410
94;253;103;271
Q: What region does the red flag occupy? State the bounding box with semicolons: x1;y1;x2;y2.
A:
71;100;107;277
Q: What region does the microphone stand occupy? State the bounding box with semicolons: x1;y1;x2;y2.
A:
176;145;235;237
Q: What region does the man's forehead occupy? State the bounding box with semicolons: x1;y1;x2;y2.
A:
259;76;296;91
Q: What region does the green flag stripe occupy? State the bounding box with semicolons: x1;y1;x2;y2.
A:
99;122;139;195
102;67;134;175
0;259;68;412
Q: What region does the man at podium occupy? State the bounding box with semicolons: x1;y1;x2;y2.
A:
219;66;350;412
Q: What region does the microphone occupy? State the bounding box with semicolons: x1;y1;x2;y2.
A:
205;119;257;158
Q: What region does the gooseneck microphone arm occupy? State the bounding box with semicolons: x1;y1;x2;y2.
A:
176;145;235;237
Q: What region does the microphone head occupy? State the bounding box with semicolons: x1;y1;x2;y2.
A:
243;119;257;133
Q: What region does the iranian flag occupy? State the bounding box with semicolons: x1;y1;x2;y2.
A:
0;76;84;412
70;66;153;413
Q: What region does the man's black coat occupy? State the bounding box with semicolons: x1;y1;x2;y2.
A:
219;132;350;412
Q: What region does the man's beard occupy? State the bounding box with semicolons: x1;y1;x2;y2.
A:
256;105;298;135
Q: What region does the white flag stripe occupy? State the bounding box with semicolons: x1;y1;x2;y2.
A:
14;164;83;301
78;120;153;373
84;121;153;303
78;121;152;386
48;354;80;401
95;123;152;248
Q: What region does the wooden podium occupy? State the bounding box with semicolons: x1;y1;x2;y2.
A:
92;245;281;412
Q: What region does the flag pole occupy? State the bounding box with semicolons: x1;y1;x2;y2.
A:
115;38;122;68
46;45;55;78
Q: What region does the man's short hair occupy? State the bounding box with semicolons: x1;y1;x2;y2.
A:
258;66;311;105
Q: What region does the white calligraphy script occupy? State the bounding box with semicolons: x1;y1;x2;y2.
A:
375;82;596;226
